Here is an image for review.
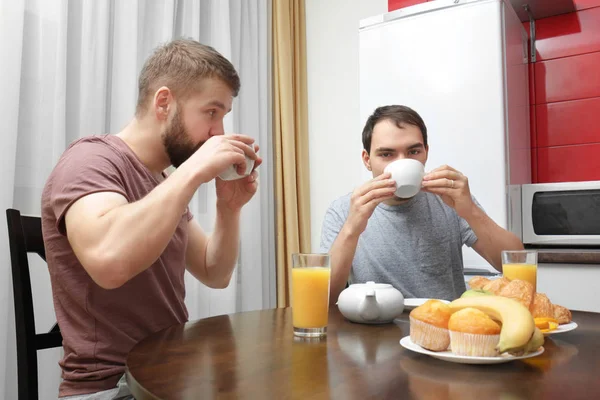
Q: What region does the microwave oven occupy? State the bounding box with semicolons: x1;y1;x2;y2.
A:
522;181;600;246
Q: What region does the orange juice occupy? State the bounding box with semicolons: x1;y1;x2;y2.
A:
291;267;330;328
503;263;537;292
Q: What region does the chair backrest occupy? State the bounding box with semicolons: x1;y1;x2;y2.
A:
6;209;62;400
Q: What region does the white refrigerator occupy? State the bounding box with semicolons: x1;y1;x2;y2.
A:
359;0;530;272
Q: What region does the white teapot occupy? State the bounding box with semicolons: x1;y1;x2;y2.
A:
337;281;405;324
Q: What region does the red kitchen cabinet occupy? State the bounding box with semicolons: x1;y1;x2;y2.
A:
538;144;600;182
528;62;536;106
530;105;537;148
535;7;600;61
531;148;538;183
537;97;600;147
573;0;600;10
535;51;600;104
390;0;600;13
388;0;427;12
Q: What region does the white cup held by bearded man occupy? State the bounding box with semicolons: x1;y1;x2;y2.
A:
218;154;255;181
384;159;425;198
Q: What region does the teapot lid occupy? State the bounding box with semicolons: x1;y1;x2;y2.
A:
350;281;392;289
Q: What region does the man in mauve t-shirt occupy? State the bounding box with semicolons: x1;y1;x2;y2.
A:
41;39;261;399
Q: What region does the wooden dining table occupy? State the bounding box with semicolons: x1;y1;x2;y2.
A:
126;307;600;400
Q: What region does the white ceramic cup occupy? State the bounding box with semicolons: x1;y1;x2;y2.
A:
383;159;425;198
218;155;255;181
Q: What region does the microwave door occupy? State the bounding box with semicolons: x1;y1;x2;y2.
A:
524;188;600;246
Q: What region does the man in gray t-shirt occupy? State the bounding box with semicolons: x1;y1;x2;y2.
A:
321;105;524;303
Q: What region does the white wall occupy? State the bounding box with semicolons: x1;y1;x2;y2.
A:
306;0;387;251
538;264;600;313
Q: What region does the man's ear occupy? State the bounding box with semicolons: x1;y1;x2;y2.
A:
362;149;371;171
153;86;172;121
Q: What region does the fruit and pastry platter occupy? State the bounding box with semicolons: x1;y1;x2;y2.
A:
466;276;575;335
400;276;576;364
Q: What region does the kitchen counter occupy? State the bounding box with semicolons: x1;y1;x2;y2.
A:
532;248;600;264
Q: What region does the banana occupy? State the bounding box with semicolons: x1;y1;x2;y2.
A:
449;295;536;354
515;327;544;356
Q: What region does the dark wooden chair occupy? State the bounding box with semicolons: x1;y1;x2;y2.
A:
6;209;62;400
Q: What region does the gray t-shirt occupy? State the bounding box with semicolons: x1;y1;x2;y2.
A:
320;191;481;301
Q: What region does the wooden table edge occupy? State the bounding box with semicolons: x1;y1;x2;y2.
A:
126;367;161;400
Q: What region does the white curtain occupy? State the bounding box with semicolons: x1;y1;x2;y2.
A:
0;0;275;398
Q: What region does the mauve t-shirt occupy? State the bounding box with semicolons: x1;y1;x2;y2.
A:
41;134;192;397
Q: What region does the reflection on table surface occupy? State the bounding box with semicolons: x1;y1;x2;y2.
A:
126;308;600;400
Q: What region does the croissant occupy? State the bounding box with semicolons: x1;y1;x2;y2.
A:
482;277;511;295
553;304;572;324
465;276;573;325
498;280;534;309
468;276;490;290
529;293;554;319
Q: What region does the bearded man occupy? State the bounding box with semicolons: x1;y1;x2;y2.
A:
41;38;260;399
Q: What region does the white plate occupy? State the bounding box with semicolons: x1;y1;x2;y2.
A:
404;298;450;311
544;321;578;336
400;336;544;364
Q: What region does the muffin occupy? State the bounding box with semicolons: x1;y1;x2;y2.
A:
448;308;501;357
409;300;452;351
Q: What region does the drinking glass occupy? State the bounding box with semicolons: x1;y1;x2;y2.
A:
501;250;538;292
291;253;331;337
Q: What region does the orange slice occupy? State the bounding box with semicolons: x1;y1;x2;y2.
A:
540;321;559;333
535;317;558;330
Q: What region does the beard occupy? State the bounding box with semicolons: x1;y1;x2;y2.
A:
161;109;204;168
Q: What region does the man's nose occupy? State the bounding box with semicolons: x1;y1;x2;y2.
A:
211;120;225;136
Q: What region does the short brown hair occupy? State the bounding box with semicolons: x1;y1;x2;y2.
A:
135;38;240;117
362;105;428;153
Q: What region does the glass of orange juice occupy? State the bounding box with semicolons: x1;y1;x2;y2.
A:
501;250;538;292
291;253;331;338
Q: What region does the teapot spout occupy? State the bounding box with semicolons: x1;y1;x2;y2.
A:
358;288;380;321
